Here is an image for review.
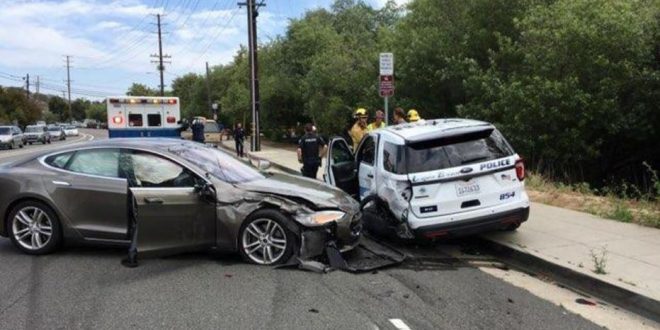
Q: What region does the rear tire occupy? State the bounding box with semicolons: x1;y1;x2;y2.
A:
238;209;295;265
7;201;62;255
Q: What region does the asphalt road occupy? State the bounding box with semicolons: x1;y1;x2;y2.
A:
0;130;601;329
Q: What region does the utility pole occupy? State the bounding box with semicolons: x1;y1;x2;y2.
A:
64;55;72;120
238;0;265;151
24;74;30;99
150;14;171;96
205;61;212;118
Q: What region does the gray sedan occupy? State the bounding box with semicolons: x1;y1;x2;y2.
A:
0;139;361;265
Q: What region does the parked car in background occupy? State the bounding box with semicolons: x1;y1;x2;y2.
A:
64;125;79;137
84;119;99;129
48;125;66;141
324;118;530;240
36;121;46;126
0;126;25;149
181;118;224;143
24;125;51;145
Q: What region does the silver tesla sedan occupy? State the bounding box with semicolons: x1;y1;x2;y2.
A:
0;139;361;265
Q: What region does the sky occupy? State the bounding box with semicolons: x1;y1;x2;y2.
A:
0;0;409;100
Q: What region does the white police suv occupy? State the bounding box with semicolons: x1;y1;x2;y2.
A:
323;118;529;239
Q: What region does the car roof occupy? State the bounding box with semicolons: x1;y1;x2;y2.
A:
379;118;494;144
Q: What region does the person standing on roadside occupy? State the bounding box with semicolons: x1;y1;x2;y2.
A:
297;123;327;179
191;118;205;143
349;108;369;150
234;123;245;158
393;107;407;125
367;110;387;131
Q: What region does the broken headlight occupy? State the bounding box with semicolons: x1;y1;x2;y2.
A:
296;210;346;227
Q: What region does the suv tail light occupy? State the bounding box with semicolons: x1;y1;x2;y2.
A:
515;158;525;181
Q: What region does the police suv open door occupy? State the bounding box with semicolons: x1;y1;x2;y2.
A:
124;151;217;261
324;137;359;197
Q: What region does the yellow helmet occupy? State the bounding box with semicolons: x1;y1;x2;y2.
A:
407;109;420;122
355;108;368;117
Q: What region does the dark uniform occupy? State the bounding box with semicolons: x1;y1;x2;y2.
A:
191;121;205;143
234;126;245;157
298;133;326;179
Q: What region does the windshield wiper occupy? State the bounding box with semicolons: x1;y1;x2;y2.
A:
461;156;488;165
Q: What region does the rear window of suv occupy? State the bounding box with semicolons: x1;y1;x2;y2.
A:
383;128;514;174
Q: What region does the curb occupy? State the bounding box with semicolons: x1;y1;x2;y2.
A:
479;237;660;323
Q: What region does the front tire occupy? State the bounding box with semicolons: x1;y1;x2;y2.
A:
238;209;295;265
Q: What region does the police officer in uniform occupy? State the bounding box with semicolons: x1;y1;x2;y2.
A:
297;123;327;179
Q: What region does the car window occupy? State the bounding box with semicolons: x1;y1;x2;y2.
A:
331;139;353;163
168;144;265;184
382;141;406;174
358;136;375;166
67;149;121;178
128;114;143;127
26;126;40;132
0;127;10;135
204;122;220;133
147;114;161;127
45;152;75;169
406;129;514;173
129;152;197;187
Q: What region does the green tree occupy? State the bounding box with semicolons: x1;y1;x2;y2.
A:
71;99;87;121
0;86;41;126
48;96;68;121
126;83;158;96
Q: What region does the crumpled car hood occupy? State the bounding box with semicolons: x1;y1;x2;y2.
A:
236;173;357;211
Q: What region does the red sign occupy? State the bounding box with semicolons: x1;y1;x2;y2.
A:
379;75;394;97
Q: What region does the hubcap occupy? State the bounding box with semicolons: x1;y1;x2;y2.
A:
12;206;53;250
241;219;287;265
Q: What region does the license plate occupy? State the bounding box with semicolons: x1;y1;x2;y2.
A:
456;182;480;197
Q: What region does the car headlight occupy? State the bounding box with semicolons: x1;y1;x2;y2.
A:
296;210;346;227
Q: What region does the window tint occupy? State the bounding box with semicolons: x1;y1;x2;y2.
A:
129;152;196;187
406;129;514;173
67;149;120;178
128;114;143;127
0;127;10;135
45;152;74;169
331;140;353;163
382;142;405;174
147;114;161;127
358;136;375;165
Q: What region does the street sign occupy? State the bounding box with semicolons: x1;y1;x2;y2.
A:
379;53;394;75
379;74;394;97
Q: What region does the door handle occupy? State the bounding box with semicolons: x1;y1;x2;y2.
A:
144;197;164;204
367;174;374;178
52;181;71;186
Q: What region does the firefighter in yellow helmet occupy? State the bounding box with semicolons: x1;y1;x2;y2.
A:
349;108;369;150
407;109;422;123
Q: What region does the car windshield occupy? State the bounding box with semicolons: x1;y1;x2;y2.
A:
48;127;60;131
383;128;515;174
66;125;75;129
168;144;265;184
204;122;220;133
0;127;10;135
26;126;41;132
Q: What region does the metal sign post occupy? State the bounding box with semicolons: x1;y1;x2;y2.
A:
379;53;394;124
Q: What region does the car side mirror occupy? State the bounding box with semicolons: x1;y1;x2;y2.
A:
257;160;271;171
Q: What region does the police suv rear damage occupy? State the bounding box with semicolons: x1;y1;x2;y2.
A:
324;118;530;240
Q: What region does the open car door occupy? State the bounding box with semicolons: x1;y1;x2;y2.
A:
324;137;359;197
129;185;216;258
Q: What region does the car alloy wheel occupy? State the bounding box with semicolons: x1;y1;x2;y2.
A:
8;202;61;255
241;218;289;265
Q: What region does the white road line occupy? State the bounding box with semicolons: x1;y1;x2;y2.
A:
389;319;412;330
